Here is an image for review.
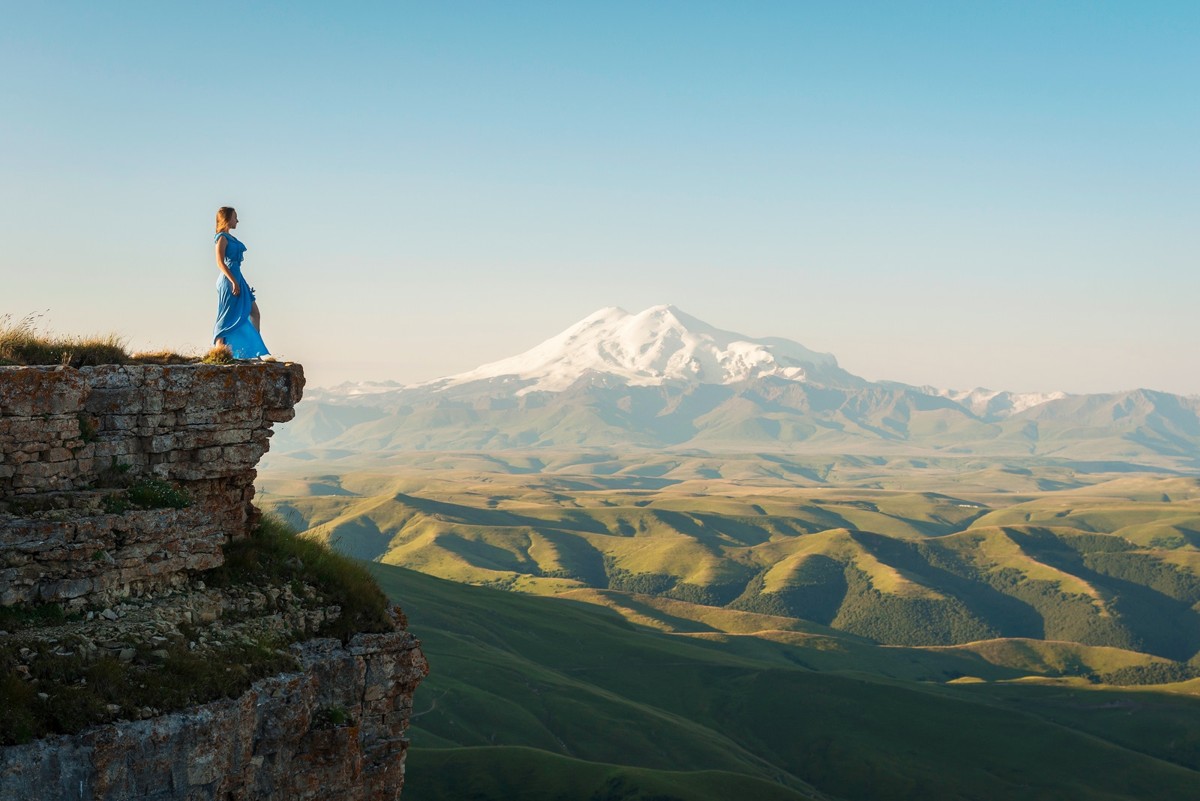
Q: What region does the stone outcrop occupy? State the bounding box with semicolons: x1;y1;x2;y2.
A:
0;363;305;606
0;362;427;801
0;618;427;801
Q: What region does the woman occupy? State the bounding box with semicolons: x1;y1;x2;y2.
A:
213;206;271;360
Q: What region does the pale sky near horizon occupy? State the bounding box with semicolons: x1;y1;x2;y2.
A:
2;2;1197;395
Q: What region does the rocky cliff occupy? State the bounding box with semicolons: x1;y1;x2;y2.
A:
0;624;426;801
0;363;305;607
0;362;427;801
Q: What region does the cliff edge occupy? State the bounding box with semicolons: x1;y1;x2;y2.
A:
0;363;427;801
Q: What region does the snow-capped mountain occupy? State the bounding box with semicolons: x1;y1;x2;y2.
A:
277;306;1200;468
420;305;860;394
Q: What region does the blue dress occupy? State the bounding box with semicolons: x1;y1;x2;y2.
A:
213;232;270;359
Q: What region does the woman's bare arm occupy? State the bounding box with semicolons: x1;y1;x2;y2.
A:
215;235;240;296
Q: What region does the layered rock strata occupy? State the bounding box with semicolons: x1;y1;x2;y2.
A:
0;363;305;606
0;615;427;801
0;362;428;800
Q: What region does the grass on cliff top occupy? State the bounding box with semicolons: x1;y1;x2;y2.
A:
0;313;129;367
200;343;236;364
208;515;394;640
0;640;296;746
0;313;202;367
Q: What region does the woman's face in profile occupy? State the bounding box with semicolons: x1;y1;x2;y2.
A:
229;211;239;229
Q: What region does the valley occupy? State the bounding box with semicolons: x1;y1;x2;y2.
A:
258;458;1200;798
260;458;1200;671
255;307;1200;799
371;563;1200;801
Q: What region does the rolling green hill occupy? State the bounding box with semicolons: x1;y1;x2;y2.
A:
378;564;1200;801
257;453;1200;798
261;469;1200;662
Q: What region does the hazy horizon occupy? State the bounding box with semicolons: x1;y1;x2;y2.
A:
297;301;1200;395
3;2;1197;395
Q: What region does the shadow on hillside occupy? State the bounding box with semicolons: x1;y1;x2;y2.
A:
849;531;1047;642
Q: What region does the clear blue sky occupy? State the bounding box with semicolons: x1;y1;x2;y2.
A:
3;1;1197;394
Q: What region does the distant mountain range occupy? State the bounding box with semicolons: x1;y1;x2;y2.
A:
273;305;1200;469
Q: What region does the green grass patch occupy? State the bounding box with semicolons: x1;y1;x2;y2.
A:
101;478;191;514
0;639;295;746
404;746;818;801
209;515;394;640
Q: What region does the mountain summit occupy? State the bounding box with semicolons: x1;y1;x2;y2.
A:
424;305;860;394
280;307;1200;468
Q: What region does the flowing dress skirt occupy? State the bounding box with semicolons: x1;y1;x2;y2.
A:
213;270;269;359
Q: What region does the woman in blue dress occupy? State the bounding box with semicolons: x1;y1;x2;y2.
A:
213;206;271;360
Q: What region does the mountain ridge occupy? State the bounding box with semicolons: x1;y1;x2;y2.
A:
319;305;1070;418
420;304;858;394
276;307;1200;469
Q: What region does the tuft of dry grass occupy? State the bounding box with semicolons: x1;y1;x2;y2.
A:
130;350;198;365
201;344;235;365
0;313;201;367
0;313;129;368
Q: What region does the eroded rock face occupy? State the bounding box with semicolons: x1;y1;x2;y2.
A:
0;363;305;606
0;618;429;801
0;362;429;801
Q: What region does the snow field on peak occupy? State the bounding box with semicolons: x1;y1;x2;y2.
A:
428;305;838;394
933;387;1069;418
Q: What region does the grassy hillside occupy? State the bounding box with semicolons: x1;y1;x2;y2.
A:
253;458;1200;797
377;564;1200;801
262;469;1200;661
404;749;818;801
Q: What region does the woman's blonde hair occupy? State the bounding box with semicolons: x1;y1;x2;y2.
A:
215;206;237;233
